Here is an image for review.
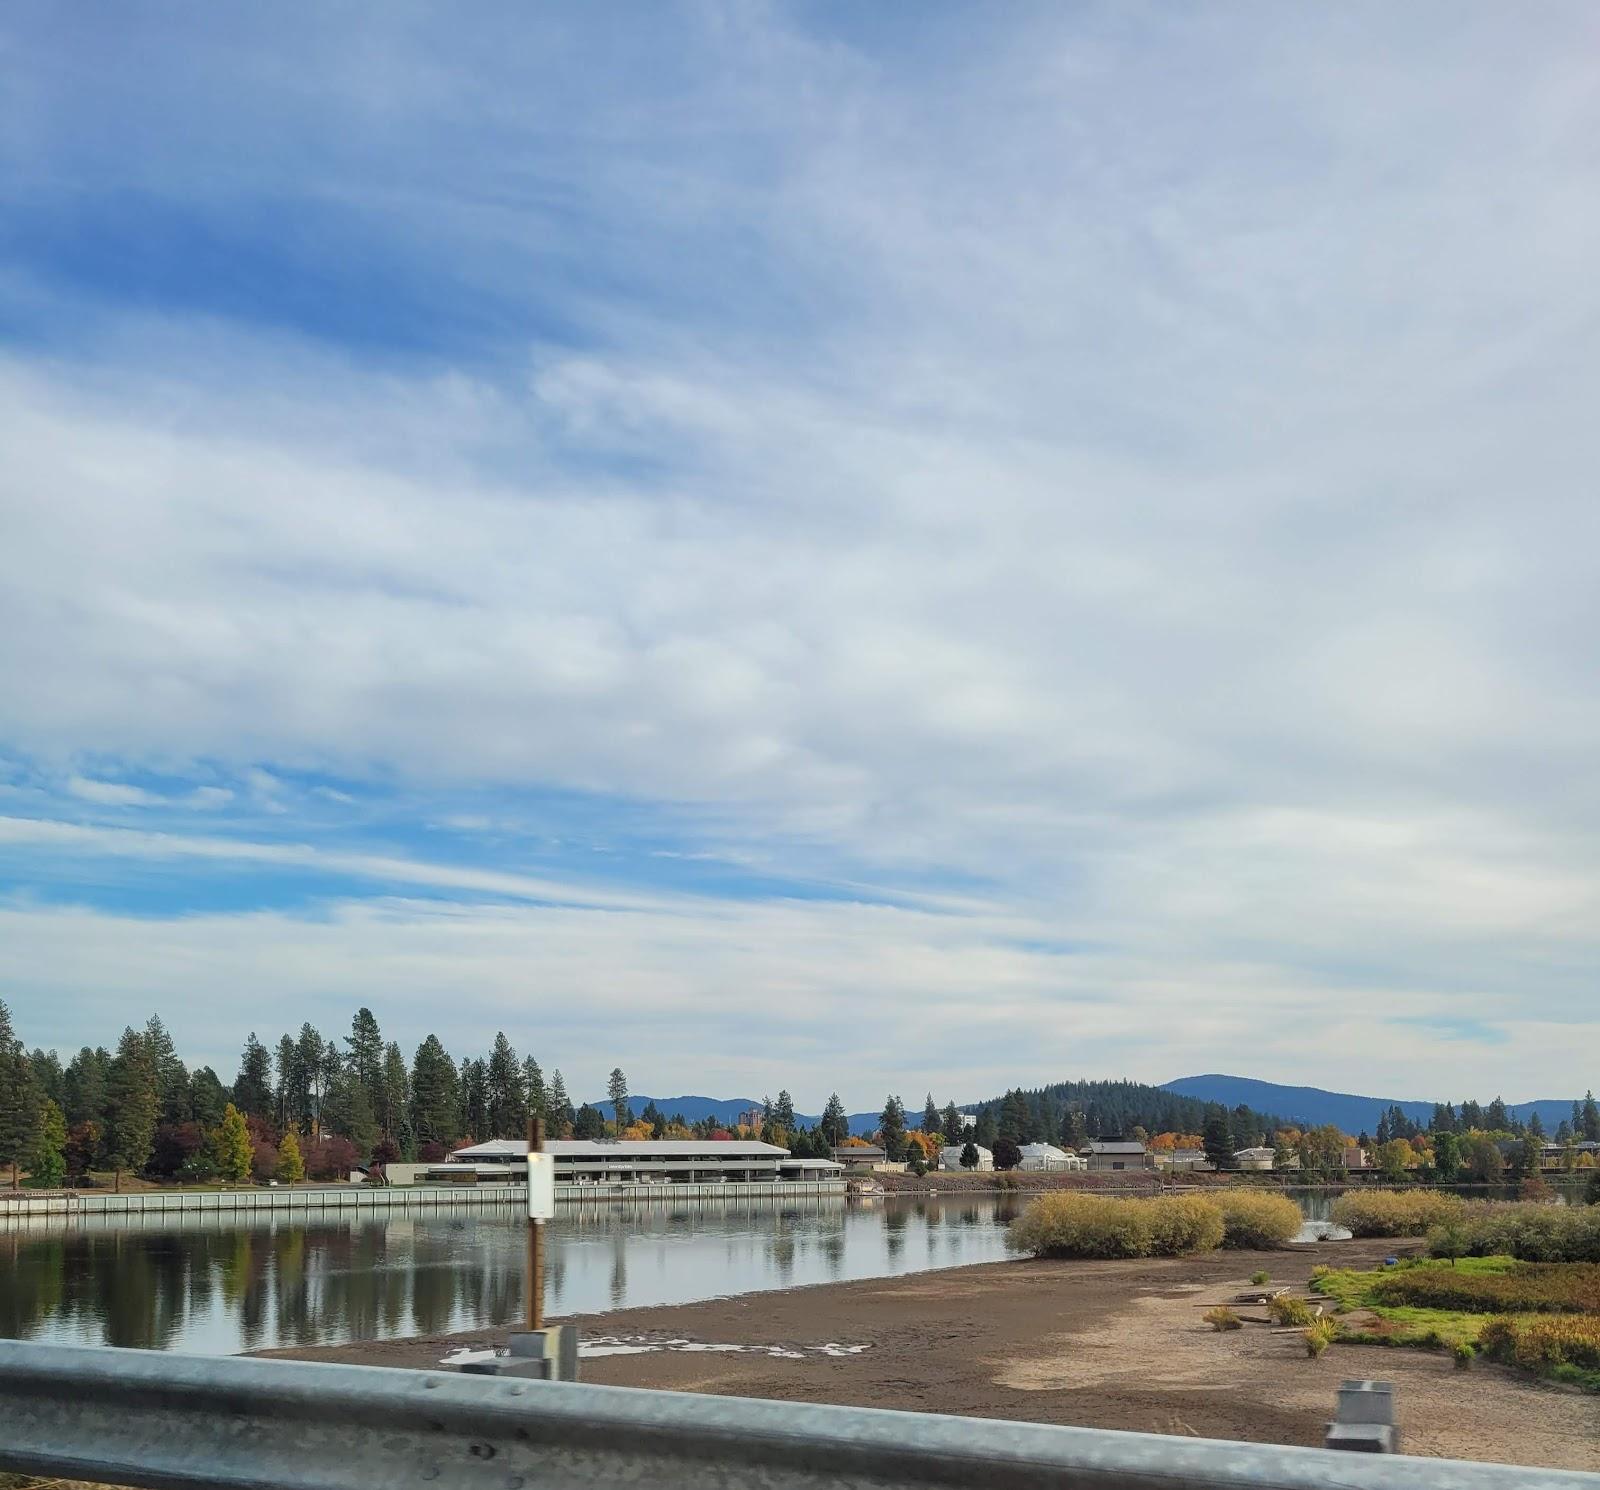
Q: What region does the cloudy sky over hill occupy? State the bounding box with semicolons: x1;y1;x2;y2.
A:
2;4;1597;1106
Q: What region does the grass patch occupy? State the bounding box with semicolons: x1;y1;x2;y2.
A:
1310;1256;1600;1389
1249;1269;1271;1286
1303;1318;1339;1357
1203;1305;1242;1331
1268;1295;1316;1327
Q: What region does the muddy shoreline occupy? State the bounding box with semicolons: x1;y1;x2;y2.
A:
264;1238;1598;1470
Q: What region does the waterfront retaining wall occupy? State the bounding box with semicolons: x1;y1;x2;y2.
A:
0;1178;846;1221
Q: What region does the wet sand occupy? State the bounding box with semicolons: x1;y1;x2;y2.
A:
267;1238;1599;1471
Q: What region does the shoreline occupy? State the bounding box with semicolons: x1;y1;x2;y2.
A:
263;1238;1599;1471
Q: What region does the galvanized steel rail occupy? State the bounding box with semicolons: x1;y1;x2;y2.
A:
0;1341;1593;1490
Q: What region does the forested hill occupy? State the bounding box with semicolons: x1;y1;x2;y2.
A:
1159;1075;1579;1135
966;1077;1289;1145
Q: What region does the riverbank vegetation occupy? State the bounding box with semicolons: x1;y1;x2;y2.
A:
1311;1256;1600;1390
1009;1189;1301;1258
1330;1189;1465;1236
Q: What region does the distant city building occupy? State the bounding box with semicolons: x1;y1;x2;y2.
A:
736;1108;764;1130
957;1113;978;1131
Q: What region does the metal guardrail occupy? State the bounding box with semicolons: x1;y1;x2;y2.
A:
0;1342;1594;1490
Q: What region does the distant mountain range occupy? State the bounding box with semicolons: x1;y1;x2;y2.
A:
1159;1075;1577;1135
597;1078;1583;1140
587;1094;882;1132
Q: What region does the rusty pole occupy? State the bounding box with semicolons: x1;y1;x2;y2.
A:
526;1116;544;1331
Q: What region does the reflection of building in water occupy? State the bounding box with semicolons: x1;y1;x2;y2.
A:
435;1139;842;1188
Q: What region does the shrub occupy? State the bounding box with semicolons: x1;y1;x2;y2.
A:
1329;1189;1464;1237
1370;1262;1600;1315
1249;1269;1271;1286
1427;1203;1600;1264
1009;1193;1226;1259
1452;1340;1474;1369
1203;1306;1242;1331
1478;1315;1600;1376
1303;1318;1338;1357
1213;1190;1303;1248
1269;1295;1315;1327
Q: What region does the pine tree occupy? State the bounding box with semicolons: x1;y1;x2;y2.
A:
922;1093;940;1134
63;1046;110;1127
408;1035;459;1149
523;1057;548;1127
344;1008;384;1108
26;1098;67;1188
296;1025;327;1135
459;1059;489;1142
607;1068;629;1128
1527;1111;1546;1142
486;1034;527;1138
144;1015;189;1125
1486;1095;1510;1132
275;1033;300;1130
959;1139;979;1170
380;1041;409;1139
942;1102;962;1143
105;1026;159;1181
215;1103;253;1182
774;1091;796;1132
548;1070;573;1136
1582;1091;1600;1144
879;1095;907;1161
275;1129;305;1184
188;1067;229;1128
820;1093;848;1147
0;999;39;1188
233;1033;274;1117
1202;1113;1236;1171
29;1049;64;1110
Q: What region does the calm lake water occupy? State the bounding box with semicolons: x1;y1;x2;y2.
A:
0;1195;1025;1355
9;1183;1566;1356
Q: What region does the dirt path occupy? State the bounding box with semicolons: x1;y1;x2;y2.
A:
267;1239;1599;1472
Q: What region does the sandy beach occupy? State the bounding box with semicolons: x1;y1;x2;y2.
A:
266;1237;1599;1472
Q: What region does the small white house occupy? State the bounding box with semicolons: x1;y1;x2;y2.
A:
939;1144;993;1171
1017;1143;1084;1172
1234;1146;1276;1171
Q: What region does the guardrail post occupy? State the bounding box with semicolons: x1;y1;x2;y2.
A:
1325;1380;1399;1453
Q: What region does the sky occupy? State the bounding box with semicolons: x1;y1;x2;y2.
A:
1;4;1598;1111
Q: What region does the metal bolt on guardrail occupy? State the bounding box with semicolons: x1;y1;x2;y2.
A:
1;1341;1596;1490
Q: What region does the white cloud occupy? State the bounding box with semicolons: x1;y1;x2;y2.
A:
1;6;1598;1094
65;776;161;807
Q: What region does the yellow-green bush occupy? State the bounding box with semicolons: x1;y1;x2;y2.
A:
1427;1203;1600;1264
1269;1294;1315;1326
1478;1315;1600;1377
1213;1190;1303;1248
1203;1305;1242;1331
1303;1318;1339;1357
1329;1189;1464;1237
1009;1193;1225;1259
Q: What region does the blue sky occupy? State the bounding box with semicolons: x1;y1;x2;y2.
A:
2;4;1598;1107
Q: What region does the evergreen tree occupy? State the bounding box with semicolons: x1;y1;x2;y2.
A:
339;1078;379;1160
1527;1111;1546;1142
215;1103;253;1182
523;1056;548;1127
774;1090;797;1132
548;1070;573;1136
1582;1091;1600;1144
344;1008;384;1106
1519;1131;1544;1181
486;1033;528;1138
188;1067;229;1128
974;1109;998;1149
459;1058;489;1141
573;1103;605;1140
63;1046;110;1127
0;999;38;1188
820;1093;848;1147
959;1139;979;1170
1486;1095;1510;1132
233;1033;274;1117
879;1095;907;1161
26;1097;67;1188
408;1035;460;1148
921;1093;940;1133
275;1129;305;1184
607;1068;629;1128
1459;1099;1484;1130
105;1026;160;1180
1202;1113;1236;1171
380;1041;409;1139
275;1033;301;1130
296;1025;328;1134
29;1048;64;1110
144;1015;189;1125
942;1102;963;1143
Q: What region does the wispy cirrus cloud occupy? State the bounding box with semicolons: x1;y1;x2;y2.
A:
0;4;1597;1102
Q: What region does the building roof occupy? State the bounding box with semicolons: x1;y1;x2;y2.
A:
939;1144;993;1158
832;1145;888;1160
452;1139;792;1159
1234;1147;1275;1159
1017;1143;1070;1159
1085;1140;1147;1154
